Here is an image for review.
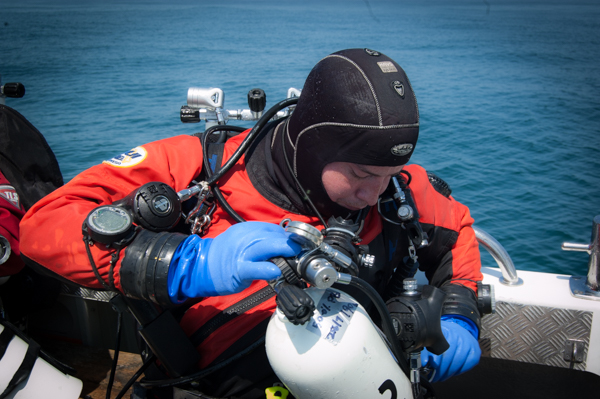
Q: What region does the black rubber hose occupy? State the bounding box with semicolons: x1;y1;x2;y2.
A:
201;125;246;154
201;125;248;223
412;381;421;399
114;354;156;399
105;309;123;399
200;98;298;222
205;97;298;186
213;186;245;223
340;276;410;377
280;122;328;227
138;336;266;390
201;124;247;179
400;169;412;186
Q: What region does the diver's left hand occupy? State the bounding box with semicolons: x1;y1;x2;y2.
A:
420;316;481;382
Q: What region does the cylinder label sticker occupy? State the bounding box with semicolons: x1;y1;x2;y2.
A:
306;289;359;345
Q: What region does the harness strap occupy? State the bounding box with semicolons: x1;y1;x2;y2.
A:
193;131;226;182
0;339;40;399
206;142;225;176
380;173;426;300
0;326;12;358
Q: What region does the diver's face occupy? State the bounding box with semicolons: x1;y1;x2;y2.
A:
321;162;404;211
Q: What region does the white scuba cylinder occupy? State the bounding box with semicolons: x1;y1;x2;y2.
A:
0;324;83;399
266;286;412;399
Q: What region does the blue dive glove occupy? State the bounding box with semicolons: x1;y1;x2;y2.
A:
420;315;481;382
167;221;301;303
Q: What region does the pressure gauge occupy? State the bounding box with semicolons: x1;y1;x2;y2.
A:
85;205;135;245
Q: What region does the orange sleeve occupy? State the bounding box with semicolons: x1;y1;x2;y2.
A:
19;135;204;291
447;202;482;292
405;164;483;293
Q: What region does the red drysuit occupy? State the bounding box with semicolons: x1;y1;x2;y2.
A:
20;131;482;369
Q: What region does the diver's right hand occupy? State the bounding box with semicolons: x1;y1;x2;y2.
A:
167;221;301;303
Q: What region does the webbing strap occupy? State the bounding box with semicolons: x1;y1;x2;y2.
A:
0;335;41;399
0;319;75;378
193;133;226;183
206;142;225;175
0;326;14;359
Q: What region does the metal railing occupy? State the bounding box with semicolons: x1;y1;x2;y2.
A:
473;226;522;286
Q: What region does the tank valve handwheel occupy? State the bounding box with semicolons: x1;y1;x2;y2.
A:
276;284;315;325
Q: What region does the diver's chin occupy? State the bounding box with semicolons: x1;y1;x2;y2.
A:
337;202;368;212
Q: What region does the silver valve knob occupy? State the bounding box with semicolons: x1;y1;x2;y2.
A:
359;253;375;268
397;204;414;221
403;278;419;296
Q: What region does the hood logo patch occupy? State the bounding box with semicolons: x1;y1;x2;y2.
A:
392;81;405;97
365;48;381;56
391;143;413;157
377;61;398;73
103;146;148;168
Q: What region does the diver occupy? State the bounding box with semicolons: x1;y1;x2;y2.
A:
19;48;483;398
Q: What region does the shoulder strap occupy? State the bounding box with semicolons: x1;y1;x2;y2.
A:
192;132;226;182
206;142;225;176
378;194;410;271
379;175;424;299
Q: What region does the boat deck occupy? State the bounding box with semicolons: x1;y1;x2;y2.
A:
37;334;599;399
35;336;142;399
435;356;599;399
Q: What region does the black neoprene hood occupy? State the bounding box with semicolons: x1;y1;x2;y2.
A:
277;48;420;218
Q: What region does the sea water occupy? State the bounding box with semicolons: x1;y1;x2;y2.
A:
1;0;599;276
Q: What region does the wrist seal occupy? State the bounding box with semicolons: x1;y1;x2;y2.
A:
120;229;187;307
440;284;481;335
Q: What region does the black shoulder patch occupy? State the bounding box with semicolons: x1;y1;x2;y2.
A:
427;172;452;198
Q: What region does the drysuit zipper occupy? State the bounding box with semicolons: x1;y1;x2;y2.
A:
189;285;276;347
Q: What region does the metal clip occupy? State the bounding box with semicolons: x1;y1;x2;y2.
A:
183;182;211;225
178;181;216;235
409;352;421;384
408;241;418;263
191;212;213;235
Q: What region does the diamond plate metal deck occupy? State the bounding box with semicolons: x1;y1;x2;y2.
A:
480;301;592;371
